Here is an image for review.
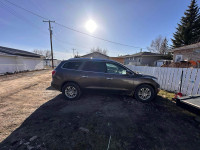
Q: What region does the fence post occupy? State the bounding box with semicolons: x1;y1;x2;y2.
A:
179;70;183;93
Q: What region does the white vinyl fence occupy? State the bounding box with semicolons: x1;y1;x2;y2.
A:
126;65;200;96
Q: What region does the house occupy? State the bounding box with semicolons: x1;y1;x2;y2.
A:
44;59;62;67
155;59;172;67
124;52;165;66
80;52;127;64
81;52;109;59
0;46;44;75
109;56;126;64
172;42;200;62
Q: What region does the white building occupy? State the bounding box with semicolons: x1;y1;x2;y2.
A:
0;46;44;75
44;59;62;67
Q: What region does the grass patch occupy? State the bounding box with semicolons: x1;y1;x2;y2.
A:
158;90;175;100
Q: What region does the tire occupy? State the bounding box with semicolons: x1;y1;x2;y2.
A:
62;83;81;100
134;84;156;102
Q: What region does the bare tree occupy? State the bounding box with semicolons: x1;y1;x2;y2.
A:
91;47;108;55
33;50;51;59
147;35;169;54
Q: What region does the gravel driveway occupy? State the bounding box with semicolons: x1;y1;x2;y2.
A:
0;70;200;150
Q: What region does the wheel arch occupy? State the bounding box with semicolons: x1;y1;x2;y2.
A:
134;83;156;94
61;81;81;91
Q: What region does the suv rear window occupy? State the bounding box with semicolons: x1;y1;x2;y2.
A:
82;61;106;73
62;61;82;70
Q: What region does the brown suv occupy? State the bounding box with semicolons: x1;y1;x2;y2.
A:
51;58;160;102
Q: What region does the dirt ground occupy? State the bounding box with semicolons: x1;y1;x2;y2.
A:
0;70;200;150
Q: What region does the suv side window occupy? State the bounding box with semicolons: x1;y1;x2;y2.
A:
82;61;106;73
62;61;82;70
106;63;127;75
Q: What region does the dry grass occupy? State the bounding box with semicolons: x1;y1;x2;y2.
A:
158;90;175;100
0;72;200;150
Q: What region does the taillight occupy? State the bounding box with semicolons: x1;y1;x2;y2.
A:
52;70;56;76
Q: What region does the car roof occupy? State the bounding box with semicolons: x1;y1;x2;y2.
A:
62;58;118;63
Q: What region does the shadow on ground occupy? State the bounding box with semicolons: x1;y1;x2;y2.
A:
46;86;57;91
0;92;200;150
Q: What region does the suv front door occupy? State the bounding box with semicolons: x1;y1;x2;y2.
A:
105;62;134;93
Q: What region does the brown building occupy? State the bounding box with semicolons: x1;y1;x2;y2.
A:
109;56;125;64
172;42;200;62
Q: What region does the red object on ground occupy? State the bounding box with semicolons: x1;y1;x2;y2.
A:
52;70;56;76
189;60;197;66
174;93;183;99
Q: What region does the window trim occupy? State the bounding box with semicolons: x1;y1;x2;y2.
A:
105;62;130;75
61;61;83;71
80;61;107;73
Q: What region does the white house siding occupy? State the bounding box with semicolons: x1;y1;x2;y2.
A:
0;55;44;75
44;59;62;67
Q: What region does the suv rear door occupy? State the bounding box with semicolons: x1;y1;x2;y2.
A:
79;61;107;89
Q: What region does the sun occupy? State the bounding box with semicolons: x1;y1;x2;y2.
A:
85;19;97;33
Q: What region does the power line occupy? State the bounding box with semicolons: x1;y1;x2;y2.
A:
0;1;49;35
0;1;91;54
54;22;144;49
3;0;48;20
3;0;146;49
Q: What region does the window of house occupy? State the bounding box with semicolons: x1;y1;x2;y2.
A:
62;61;82;70
175;55;183;62
82;61;106;73
106;63;127;75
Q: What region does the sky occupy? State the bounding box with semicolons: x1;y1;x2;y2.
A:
0;0;196;60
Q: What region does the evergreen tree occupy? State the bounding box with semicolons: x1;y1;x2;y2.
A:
172;0;200;48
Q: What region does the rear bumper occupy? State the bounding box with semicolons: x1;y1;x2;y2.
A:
51;82;61;91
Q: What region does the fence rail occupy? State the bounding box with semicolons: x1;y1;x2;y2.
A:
126;65;200;96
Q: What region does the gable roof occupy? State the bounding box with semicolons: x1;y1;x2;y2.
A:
81;51;109;57
125;52;164;57
0;46;42;58
172;42;200;52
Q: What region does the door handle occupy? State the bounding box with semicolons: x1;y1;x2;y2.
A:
81;75;88;78
106;77;113;80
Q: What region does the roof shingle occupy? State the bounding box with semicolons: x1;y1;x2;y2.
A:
0;46;42;58
125;52;163;57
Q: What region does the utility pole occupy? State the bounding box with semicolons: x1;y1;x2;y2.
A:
43;20;55;68
72;48;76;58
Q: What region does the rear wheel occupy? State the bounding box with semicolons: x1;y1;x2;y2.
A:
62;83;81;100
134;84;156;102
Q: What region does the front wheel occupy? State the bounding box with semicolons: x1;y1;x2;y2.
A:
134;84;156;102
62;83;81;100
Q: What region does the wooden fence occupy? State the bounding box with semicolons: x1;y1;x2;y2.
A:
126;65;200;96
